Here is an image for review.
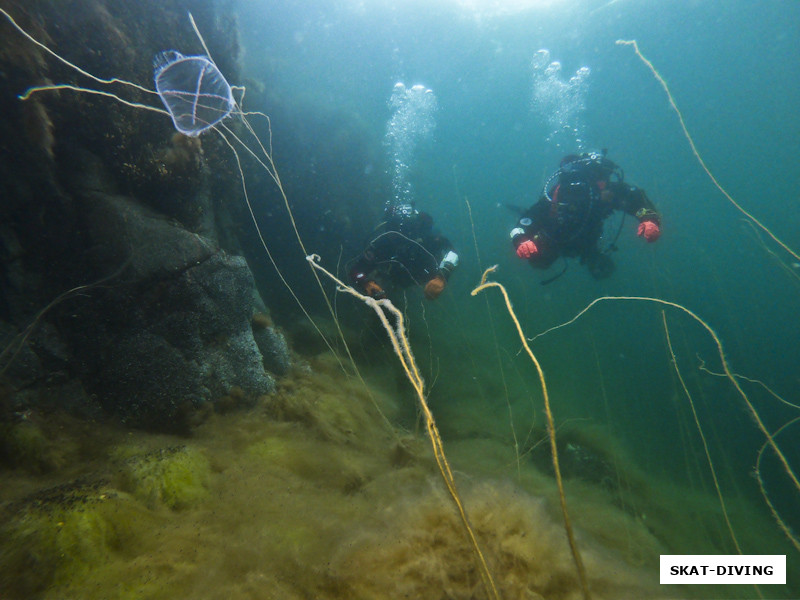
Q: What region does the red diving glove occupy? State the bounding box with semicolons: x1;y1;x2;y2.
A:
637;220;660;243
516;239;539;259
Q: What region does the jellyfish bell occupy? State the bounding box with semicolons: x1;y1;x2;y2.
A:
153;51;235;137
0;6;349;371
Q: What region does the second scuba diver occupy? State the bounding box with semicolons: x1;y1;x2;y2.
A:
510;151;661;281
349;202;459;301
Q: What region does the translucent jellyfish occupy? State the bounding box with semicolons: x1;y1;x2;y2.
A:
0;7;345;364
154;51;235;137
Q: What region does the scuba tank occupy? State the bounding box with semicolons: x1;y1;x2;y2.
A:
540;150;624;246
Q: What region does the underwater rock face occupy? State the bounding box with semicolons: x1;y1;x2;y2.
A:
2;157;288;430
253;323;291;376
78;248;277;431
0;0;278;433
80;188;218;281
0;321;44;388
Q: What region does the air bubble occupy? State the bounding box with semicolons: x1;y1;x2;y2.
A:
384;81;438;207
530;48;591;152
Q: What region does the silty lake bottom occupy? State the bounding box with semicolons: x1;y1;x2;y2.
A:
0;0;798;598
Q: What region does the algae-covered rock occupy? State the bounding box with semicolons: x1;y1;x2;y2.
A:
0;420;50;470
0;419;77;473
118;445;211;510
268;354;397;449
252;318;292;377
76;247;278;432
0;480;145;598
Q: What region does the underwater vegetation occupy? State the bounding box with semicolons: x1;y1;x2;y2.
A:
0;479;155;598
4;348;784;599
0;420;67;474
0;0;798;598
0;356;680;600
116;445;212;510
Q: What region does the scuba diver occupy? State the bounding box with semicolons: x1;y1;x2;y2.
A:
348;202;459;301
510;151;661;281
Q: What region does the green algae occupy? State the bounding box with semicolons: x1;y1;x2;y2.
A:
1;354;789;599
0;420;77;474
117;445;211;510
0;480;151;598
0;382;739;600
0;421;50;469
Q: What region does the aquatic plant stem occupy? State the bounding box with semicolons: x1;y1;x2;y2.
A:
18;84;168;112
307;254;500;600
190;14;359;382
0;262;130;378
471;266;591;600
531;296;800;504
465;197;521;479
697;357;800;411
756;417;800;553
739;219;800;287
0;7;154;95
661;312;742;555
617;39;800;263
215;128;331;344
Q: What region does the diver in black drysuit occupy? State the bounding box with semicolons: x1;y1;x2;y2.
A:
510;151;662;281
348;202;459;301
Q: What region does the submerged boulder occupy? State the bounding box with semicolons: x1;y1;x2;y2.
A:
0;0;290;432
68;188;281;431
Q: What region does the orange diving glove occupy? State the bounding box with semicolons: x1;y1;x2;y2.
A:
364;280;386;300
424;275;446;300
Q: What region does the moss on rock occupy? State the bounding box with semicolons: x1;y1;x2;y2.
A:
0;419;78;474
117;445;211;510
0;480;147;598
